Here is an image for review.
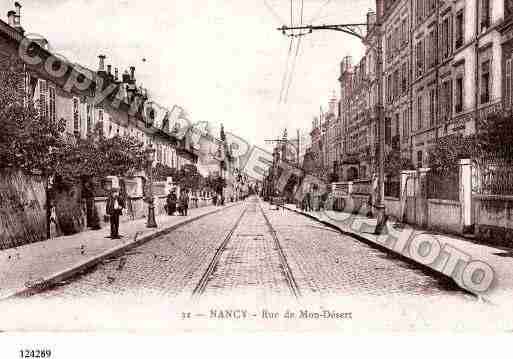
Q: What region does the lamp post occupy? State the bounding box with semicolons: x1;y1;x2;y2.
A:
145;144;157;228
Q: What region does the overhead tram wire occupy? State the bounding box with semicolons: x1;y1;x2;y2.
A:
307;0;333;23
283;0;304;102
279;0;295;103
263;0;286;25
279;38;294;103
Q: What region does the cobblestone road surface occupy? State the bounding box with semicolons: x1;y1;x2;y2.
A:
6;197;502;331
25;196;470;303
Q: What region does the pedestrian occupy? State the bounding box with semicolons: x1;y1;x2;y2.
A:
180;189;190;216
304;192;311;212
106;187;125;239
213;193;218;206
166;189;177;216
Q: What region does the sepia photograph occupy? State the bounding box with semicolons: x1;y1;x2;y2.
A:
1;0;513;350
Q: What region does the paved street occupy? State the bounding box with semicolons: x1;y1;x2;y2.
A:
3;196;509;331
10;196;469;303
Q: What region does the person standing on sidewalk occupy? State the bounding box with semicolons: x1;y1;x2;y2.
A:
180;189;190;216
304;191;311;212
166;189;177;216
106;187;125;239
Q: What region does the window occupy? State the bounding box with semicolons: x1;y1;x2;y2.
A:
428;30;437;68
506;58;512;109
429;88;437;126
481;0;490;31
416;0;423;23
441;17;452;59
417;150;423;167
402;62;408;94
38;79;47;119
387;35;392;62
417;95;423;130
480;60;490;104
440;79;453;122
73;97;79;135
428;0;436;14
455;12;464;49
393;70;400;99
416;39;424;77
48;86;56;122
455;77;463;113
401;18;408;46
86;103;92;134
385;117;392;145
402;109;409;142
98;109;104;136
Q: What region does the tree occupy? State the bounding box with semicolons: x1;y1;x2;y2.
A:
384;150;414;177
475;113;513;162
0;61;65;178
0;60;66;239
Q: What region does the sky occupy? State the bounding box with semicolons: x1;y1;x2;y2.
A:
7;0;373;151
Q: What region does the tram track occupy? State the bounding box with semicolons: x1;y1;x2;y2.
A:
191;205;249;298
191;197;301;299
258;199;301;299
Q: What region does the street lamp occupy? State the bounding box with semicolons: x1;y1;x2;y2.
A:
276;14;387;234
145;143;157;228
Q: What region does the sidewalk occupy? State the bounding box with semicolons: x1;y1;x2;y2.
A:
283;204;513;306
0;202;241;300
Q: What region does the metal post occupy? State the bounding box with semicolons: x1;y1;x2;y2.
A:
373;18;386;234
146;150;157;228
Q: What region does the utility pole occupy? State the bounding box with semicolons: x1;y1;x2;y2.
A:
276;13;387;234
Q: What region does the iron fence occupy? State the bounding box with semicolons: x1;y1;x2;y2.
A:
475;161;513;196
427;170;459;201
384;180;400;198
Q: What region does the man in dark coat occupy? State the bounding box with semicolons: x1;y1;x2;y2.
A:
180;190;190;216
304;192;312;212
106;187;125;239
166;189;177;216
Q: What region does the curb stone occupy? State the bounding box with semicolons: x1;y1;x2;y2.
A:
1;202;242;301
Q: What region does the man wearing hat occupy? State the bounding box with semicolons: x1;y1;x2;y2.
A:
106;187;125;239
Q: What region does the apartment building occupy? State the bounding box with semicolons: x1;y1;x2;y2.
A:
499;3;513;111
411;0;504;167
0;2;198;171
382;0;412;160
336;8;380;181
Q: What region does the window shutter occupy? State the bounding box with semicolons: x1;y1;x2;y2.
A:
507;59;512;108
36;79;48;119
73;97;80;135
48;86;56;122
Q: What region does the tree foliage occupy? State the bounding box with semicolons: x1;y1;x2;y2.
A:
475;113;513;162
384;150;414;177
428;134;476;174
0;61;65;177
427;113;513;174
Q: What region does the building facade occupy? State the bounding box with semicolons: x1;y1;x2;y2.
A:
382;0;412;163
332;0;507;181
0;1;199;173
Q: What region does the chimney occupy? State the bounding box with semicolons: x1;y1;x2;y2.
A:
122;69;131;83
375;0;384;23
98;54;106;72
7;10;15;27
114;67;119;81
12;2;23;32
129;66;135;82
107;64;112;76
366;10;376;32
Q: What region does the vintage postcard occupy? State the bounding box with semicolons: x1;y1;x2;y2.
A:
1;0;513;347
